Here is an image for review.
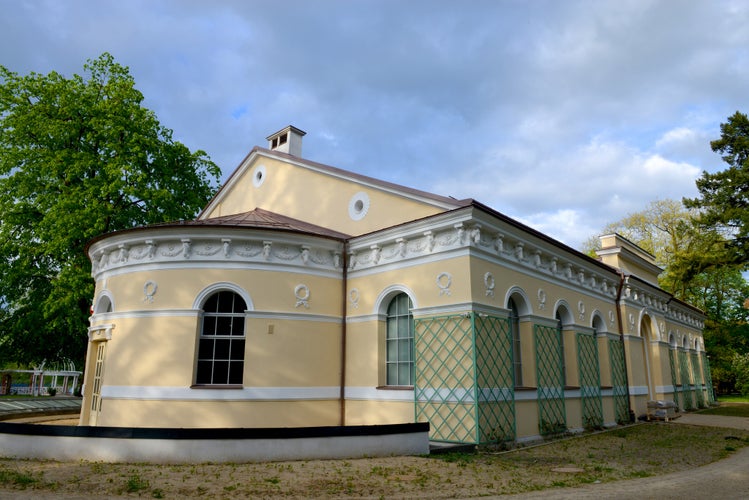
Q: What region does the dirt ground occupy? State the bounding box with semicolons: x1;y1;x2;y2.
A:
1;419;748;499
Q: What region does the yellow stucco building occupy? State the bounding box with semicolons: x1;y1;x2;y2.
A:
81;126;712;444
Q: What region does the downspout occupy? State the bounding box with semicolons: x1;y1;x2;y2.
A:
615;271;633;421
339;241;348;426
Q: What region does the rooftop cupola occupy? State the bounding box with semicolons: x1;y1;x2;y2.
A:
266;125;306;157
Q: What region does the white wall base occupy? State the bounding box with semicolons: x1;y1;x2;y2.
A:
0;423;430;464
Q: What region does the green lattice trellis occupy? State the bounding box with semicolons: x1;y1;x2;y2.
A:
608;338;629;424
414;313;516;444
701;354;715;404
577;333;603;429
414;314;475;443
475;315;516;443
668;349;683;409
534;324;566;436
691;352;706;408
678;349;695;410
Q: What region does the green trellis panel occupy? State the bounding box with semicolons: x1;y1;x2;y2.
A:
701;354;715;404
691;352;706;408
576;333;603;429
608;338;629;424
414;313;516;444
414;314;477;443
668;349;683;409
534;324;566;435
474;314;516;443
678;349;695;410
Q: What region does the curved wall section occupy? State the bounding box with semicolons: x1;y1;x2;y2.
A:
0;422;429;463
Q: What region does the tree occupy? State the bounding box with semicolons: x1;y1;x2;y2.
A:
583;196;749;393
685;111;749;269
581;198;694;270
0;53;220;367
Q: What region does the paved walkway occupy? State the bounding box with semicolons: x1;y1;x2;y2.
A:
499;413;749;499
0;397;81;420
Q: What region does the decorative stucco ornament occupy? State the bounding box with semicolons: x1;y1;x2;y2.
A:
294;284;310;308
537;289;547;310
143;281;158;303
349;288;360;309
484;272;495;297
436;272;452;296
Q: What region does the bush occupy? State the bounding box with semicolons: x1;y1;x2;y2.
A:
47;387;57;397
732;353;749;396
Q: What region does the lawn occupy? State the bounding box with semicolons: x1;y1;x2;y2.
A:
715;394;749;404
0;422;747;498
698;401;749;417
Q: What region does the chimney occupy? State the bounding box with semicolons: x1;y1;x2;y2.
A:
266;125;306;157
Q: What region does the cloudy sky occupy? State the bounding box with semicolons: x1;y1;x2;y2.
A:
2;0;748;249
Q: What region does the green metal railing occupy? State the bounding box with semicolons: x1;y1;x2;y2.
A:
701;354;715;404
414;314;475;443
691;351;706;408
577;333;603;429
414;312;516;444
608;338;629;424
474;314;516;443
678;349;695;410
534;324;566;436
668;349;683;409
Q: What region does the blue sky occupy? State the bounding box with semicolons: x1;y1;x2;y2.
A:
2;0;748;248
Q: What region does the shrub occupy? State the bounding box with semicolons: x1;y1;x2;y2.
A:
732;353;749;396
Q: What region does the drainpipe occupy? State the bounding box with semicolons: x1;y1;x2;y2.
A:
615;272;633;421
339;242;348;426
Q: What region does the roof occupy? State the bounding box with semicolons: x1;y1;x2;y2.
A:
199;146;468;219
85;208;349;251
184;207;350;239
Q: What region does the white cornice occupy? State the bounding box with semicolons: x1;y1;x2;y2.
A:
348;207;621;302
88;228;344;282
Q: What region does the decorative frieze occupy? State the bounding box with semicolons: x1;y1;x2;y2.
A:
345;217;621;302
90;233;342;279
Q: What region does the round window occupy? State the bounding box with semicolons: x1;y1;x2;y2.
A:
252;165;267;188
348;192;370;221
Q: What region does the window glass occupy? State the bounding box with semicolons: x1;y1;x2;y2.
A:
195;290;247;385
386;293;414;386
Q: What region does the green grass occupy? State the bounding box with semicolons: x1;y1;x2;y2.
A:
0;423;748;498
0;467;38;488
716;394;749;403
698;402;749;417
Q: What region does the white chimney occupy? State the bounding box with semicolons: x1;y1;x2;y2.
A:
266;125;306;157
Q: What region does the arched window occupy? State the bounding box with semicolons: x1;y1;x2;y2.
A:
509;298;522;386
386;293;414;386
195;291;247;385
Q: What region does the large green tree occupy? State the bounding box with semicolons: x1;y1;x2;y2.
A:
0;53;220;367
685;111;749;269
583;196;749;393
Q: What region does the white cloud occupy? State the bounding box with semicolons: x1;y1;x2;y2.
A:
2;0;747;249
